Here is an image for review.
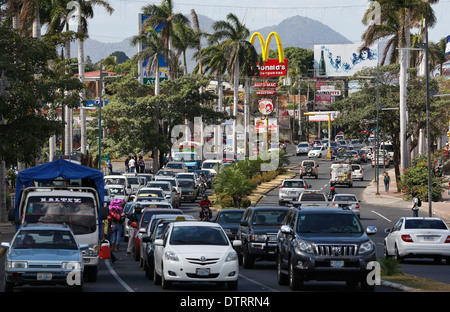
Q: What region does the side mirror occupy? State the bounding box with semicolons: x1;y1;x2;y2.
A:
154;239;164;246
366;226;377;235
139;227;146;234
280;225;292;234
240;220;248;226
232;240;242;247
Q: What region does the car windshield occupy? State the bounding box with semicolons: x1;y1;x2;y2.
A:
217;211;244;224
283;181;305;188
167;163;183;169
202;162;218;169
177;175;193;180
108;187;125;195
298;144;309;147
178;180;194;188
127;177;140;185
105;178;125;185
170;226;228;245
148;183;170;191
12;229;78;250
297;213;363;234
24;196;97;235
300;193;326;201
334;195;357;202
252;210;287;226
312;147;321;150
404;219;448;230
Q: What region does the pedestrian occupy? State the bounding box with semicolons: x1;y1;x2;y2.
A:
126;203;142;256
411;192;419;217
384;172;390;193
108;158;113;174
124;156;130;172
138;155;145;173
448;182;450;202
128;156;136;173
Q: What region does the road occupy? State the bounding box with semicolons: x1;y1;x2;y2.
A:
2;145;450;296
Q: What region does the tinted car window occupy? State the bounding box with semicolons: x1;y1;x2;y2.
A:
283;181;305;188
252;210;287;226
405;219;448;230
296;213;363;234
170;226;228;245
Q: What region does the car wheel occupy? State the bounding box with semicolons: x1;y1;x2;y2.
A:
383;243;390;258
394;245;403;262
227;280;238;290
276;254;288;285
242;245;255;269
288;259;303;290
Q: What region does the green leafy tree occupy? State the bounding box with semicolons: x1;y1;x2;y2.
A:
214;166;255;208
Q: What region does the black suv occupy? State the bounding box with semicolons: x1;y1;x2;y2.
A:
237;206;289;269
276;207;377;291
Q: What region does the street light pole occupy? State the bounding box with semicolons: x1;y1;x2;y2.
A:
376;61;380;196
425;27;432;217
98;65;103;170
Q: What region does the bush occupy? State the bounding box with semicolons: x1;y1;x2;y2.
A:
398;155;442;202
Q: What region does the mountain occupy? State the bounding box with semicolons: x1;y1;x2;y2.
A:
79;15;353;68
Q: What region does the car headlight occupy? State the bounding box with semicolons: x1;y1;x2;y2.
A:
165;251;179;261
62;261;83;270
250;234;267;242
225;251;238;262
359;241;375;254
294;239;314;254
7;261;28;269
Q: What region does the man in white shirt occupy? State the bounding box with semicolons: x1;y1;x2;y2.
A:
128;157;136;173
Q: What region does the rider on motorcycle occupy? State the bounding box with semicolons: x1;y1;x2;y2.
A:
199;195;212;221
199;173;208;194
328;187;337;201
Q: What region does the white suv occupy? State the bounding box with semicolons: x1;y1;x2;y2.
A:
278;179;310;205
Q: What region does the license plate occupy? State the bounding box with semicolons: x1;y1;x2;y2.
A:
37;273;52;281
423;236;435;241
289;191;297;195
330;260;344;268
196;268;210;276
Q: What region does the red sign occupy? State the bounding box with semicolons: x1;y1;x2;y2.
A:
253;82;278;88
257;59;288;77
259;99;274;115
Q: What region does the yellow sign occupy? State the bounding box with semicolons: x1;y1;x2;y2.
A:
249;32;285;63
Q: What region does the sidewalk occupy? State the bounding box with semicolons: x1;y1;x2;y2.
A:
361;167;450;222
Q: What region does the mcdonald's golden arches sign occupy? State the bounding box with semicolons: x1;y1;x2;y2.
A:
250;32;289;77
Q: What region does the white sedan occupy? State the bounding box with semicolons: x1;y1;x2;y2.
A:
153;221;241;289
308;145;327;158
384;217;450;263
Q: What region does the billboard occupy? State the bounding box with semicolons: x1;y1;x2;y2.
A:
314;44;378;77
138;14;169;85
250;32;288;77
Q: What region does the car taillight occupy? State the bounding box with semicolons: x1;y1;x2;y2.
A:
360;170;362;173
445;236;450;243
401;235;414;242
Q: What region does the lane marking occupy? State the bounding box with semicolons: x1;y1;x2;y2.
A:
371;210;392;222
239;273;280;292
104;259;135;292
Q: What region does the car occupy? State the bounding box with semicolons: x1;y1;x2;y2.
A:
299;160;319;179
384;217;450;263
371;152;390;168
104;175;132;195
330;163;353;187
137;173;154;185
297;190;328;202
153;177;181;200
175;172;200;187
214;209;245;241
177;178;199;202
296;142;311;156
201;159;223;176
351;164;364;181
237;206;289;268
1;223;87;292
164;161;188;173
142;216;194;279
135;187;166;201
356;149;368;163
105;184;129;204
123;173;144;195
278;179;310;205
153;221;241;289
350;150;360;163
311;139;322;147
147;181;180;208
334;151;353;163
132;208;183;262
331;193;361;217
308;145;327;158
276;207;377;291
139;213;191;269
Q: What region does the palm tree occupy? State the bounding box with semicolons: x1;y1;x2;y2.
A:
132;27;168;171
361;0;439;172
140;0;190;80
429;37;450;76
172;22;196;76
213;166;255;208
211;13;258;157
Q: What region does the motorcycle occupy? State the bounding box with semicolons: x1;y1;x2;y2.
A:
199;206;212;221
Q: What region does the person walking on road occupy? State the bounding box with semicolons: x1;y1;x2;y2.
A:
411;192;419;217
128;156;136;173
108;159;113;174
384;172;390;193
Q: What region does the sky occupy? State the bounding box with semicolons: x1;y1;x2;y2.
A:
83;0;450;45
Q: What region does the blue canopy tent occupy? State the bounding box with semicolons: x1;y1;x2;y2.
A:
14;159;105;220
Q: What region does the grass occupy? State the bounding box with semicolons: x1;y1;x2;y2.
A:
382;273;450;292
